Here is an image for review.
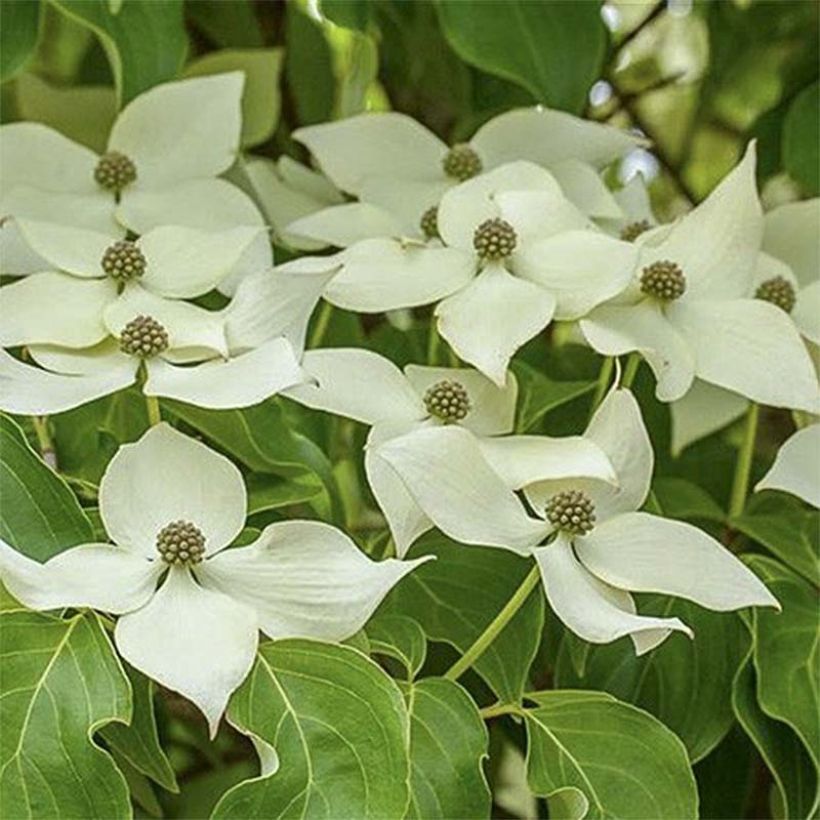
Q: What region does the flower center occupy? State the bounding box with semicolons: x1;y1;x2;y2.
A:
546;489;596;535
640;260;686;301
420;206;440;240
156;520;206;566
120;314;169;358
620;219;652;242
101;240;146;282
442;144;482;181
94;151;137;193
473;218;517;260
424;379;471;423
754;275;795;314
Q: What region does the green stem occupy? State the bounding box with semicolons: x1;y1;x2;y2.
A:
479;702;521;720
309;301;334;349
145;394;162;427
444;564;541;682
589;357;614;420
729;403;759;519
620;353;641;390
31;416;57;470
426;320;440;365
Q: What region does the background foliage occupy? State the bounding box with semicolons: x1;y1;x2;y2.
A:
0;1;817;818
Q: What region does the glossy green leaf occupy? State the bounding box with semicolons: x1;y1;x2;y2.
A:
99;664;178;793
524;691;699;819
401;678;491;819
783;81;819;195
246;473;322;516
555;596;747;762
187;0;262;48
184;48;284;147
285;3;334;126
212;640;411;818
0;413;94;560
321;0;372;31
0;0;41;82
0;610;131;819
511;360;595;433
652;477;726;523
436;0;606;114
50;0;187;106
383;533;544;704
733;493;819;586
367;613;428;680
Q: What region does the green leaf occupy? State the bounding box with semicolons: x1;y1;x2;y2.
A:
0;0;41;82
0;610;131;819
321;0;372;31
783;81;820;195
436;0;606;114
511;360;595;433
367;613;427;680
745;555;819;771
246;473;322;516
732;493;819;586
285;3;335;126
383;533;544;704
555;596;747;762
732;645;818;819
184;48;284;148
401;678;491;819
187;0;263;48
99;664;178;793
14;72;117;153
0;413;94;560
524;691;698;819
212;640;410;818
49;0;187;106
652;477;726;523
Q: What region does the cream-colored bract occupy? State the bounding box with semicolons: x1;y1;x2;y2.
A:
756;423;820;508
0;424;430;735
377;388;779;653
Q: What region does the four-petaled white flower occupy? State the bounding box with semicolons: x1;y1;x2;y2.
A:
0;424;430;734
377;388;779;652
283;347;615;555
756;423;820;508
581;144;820;413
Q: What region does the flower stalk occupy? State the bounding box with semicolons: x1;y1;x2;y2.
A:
729;403;760;519
145;395;162;427
620;352;641;390
444;564;541;682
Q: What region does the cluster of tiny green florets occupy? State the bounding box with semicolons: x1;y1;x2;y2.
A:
424;379;471;423
101;240;146;282
640;260;686;301
754;276;796;313
156;520;206;566
420;206;440;240
619;219;652;243
473;218;517;260
119;315;169;358
94;151;137;192
546;489;596;535
442;144;482;181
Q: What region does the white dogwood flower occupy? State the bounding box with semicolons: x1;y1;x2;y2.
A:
0;424;430;734
755;423;820;508
377;388;779;653
0;264;334;414
283;347;615;555
581;144;820;412
293;107;639;229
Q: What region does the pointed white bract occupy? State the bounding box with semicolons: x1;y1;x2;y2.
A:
378;387;779;653
756;424;820;508
0;424;429;734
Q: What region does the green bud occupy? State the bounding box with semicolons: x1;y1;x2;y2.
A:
101;240;146;282
640;260;686;301
424;379;471;423
442;144;482;181
473;218;517;260
156;520;206;566
619;219;652;243
755;275;796;314
94;151;137;193
546;489;596;536
120;315;169;358
420;206;440;240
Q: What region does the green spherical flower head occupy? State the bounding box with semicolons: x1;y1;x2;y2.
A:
101;240;146;282
424;379;471;423
620;219;652;243
546;489;596;536
120;314;169;358
420;206;440;240
640;260;686;301
94;151;137;193
473;218;517;260
755;275;796;314
156;520;206;566
442;143;482;181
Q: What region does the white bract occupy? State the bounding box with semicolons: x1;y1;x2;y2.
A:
756;423;820;508
581;144;820;412
0;264;334;414
283;347;615;555
377;388;779;652
0;424;429;734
